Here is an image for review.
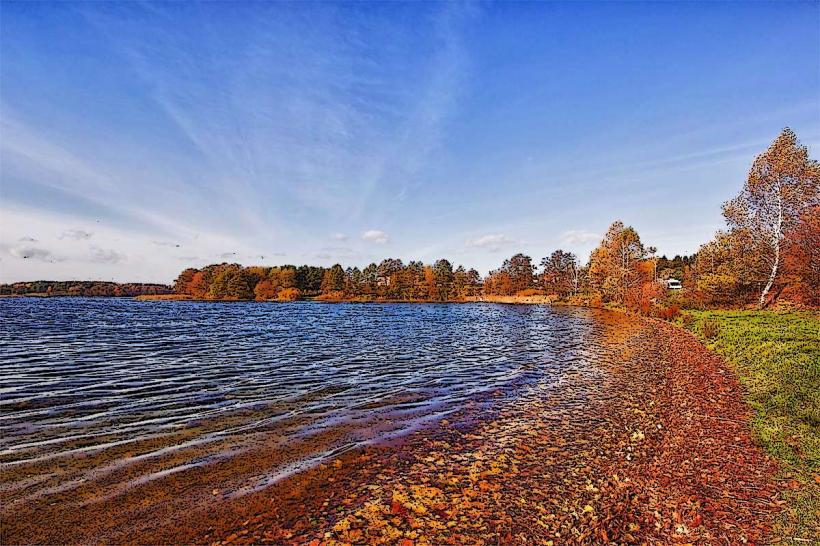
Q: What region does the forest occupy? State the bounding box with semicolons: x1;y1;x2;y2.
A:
171;129;818;313
0;281;172;297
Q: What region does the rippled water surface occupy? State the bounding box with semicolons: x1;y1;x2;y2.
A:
0;298;602;502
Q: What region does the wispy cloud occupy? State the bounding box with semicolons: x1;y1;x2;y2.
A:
362;230;389;244
331;233;348;242
79;3;478;224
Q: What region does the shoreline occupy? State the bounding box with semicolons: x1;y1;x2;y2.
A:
1;311;783;545
9;293;796;316
187;314;782;545
134;294;563;304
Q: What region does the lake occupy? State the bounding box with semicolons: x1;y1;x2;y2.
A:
0;297;610;540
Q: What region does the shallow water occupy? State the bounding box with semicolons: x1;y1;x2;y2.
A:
0;298;601;503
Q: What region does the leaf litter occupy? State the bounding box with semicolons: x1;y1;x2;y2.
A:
213;316;782;545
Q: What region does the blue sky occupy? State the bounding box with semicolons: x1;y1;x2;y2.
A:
1;1;818;283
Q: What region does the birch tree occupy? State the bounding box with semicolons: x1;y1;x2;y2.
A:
723;128;819;308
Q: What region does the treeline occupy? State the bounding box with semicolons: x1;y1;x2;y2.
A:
174;264;324;301
171;128;817;311
479;129;818;312
407;128;816;312
0;281;172;297
173;261;483;301
481;223;666;314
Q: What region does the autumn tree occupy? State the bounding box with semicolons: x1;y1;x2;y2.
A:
723;128;820;308
782;205;820;305
588;221;649;304
188;271;208;299
254;279;277;300
226;269;255;300
174;268;198;294
320;264;346;294
691;229;768;304
500;253;534;294
207;264;242;299
483;270;513;296
540;250;579;297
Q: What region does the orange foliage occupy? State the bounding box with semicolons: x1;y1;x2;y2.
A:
254;279;277;301
277;288;301;301
782;205;820;306
188;272;208;299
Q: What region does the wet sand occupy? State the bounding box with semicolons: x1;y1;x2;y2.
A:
1;312;780;545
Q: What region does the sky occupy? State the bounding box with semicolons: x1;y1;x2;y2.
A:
1;1;818;283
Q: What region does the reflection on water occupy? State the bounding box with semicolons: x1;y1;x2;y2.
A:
0;298;600;502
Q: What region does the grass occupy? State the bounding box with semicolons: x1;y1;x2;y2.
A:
679;310;820;543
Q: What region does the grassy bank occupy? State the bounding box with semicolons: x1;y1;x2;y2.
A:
680;310;819;543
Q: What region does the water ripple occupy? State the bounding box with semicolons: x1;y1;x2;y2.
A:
0;298;601;499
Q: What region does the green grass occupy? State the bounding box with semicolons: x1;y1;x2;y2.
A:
679;310;820;543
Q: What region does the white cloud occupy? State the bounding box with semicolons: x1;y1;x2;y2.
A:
362;230;389;244
559;230;600;246
331;233;348;241
60;229;93;240
465;234;515;252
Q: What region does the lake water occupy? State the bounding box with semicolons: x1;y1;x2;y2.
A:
0;297;604;506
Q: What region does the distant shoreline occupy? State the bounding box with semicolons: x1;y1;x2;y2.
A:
1;292;564;305
137;294;561;304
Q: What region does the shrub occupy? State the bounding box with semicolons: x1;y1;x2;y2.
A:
701;318;720;339
277;288;301;301
655;304;680;321
696;273;739;305
315;291;345;302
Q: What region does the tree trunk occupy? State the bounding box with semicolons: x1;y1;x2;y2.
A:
759;181;783;309
759;248;778;309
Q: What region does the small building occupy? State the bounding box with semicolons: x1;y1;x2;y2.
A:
665;278;682;290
